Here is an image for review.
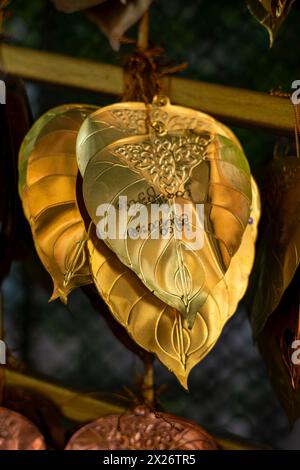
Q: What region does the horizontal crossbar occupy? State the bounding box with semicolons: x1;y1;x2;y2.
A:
1;43;294;134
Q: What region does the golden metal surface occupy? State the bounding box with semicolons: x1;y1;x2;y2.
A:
247;0;295;46
0;407;45;450
249;155;300;336
65;405;218;450
19;104;97;303
81;99;252;326
257;273;300;426
18;98;259;385
76;100;242;176
87;177;260;387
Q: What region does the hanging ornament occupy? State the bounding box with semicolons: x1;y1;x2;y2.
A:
248;152;300;336
79;97;254;328
245;97;300;423
247;0;295;46
257;269;300;425
0;407;45;450
19;94;260;385
3;385;65;450
19;104;97;303
18;1;260;385
65;405;218;450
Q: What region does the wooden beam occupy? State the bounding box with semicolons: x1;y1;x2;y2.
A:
1;43;124;96
5;368;128;423
1;43;294;134
169;77;294;134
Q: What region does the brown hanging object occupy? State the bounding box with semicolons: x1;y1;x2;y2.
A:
122;12;187;103
0;407;45;450
257;269;300;425
248;152;300;336
122;47;187;103
3;386;65;450
65;405;219;450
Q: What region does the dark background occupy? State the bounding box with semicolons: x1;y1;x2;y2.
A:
2;0;300;448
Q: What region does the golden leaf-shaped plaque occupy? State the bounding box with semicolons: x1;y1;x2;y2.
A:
19;104;97;302
248;155;300;336
87;177;260;387
257;270;300;425
247;0;295;46
81;100;252;326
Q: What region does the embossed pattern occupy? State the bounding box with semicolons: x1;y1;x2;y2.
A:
76;101;241;177
112;132;212;196
65;406;218;450
18;98;259;386
0;407;45;450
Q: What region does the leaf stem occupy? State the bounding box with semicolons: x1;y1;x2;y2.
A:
142;356;155;405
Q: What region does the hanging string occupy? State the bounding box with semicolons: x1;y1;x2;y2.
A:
122;10;187;104
137;10;149;50
122;47;187;103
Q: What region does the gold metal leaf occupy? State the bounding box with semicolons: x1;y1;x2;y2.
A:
248;155;300;336
81;101;252;326
257;270;300;425
247;0;295;46
19;104;98;302
87;177;260;387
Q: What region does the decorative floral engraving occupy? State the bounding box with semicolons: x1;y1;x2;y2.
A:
111;131;212;196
